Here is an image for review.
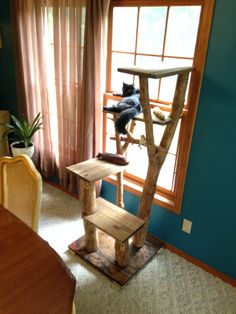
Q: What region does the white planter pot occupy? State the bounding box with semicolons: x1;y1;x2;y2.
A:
10;142;35;158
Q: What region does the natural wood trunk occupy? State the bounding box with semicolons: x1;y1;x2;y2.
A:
139;77;156;158
116;172;124;208
82;181;96;215
82;181;99;251
110;136;141;145
133;155;165;247
122;119;136;152
84;220;99;252
115;117;124;208
115;240;129;267
133;72;189;247
113;114;137;208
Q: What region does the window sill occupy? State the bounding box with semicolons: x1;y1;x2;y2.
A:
103;175;180;214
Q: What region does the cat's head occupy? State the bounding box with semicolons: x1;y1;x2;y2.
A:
122;82;136;97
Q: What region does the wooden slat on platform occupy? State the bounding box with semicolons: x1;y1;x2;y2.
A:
66;158;127;182
69;231;163;287
103;108;172;126
84;197;145;243
133;108;172;126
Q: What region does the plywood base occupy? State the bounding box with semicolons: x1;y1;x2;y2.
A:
68;231;162;287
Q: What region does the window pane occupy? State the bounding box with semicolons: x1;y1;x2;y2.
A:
157;153;176;190
45;44;55;80
165;6;201;58
127;145;148;180
112;7;138;53
106;114;117;153
159;58;193;103
152;119;180;155
111;52;134;92
137;7;167;55
126;119;148;180
135;55;162;99
46;7;54;44
169;120;180;155
126;144;176;191
81;7;86;48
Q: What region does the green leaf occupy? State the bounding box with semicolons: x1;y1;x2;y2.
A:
7;113;43;148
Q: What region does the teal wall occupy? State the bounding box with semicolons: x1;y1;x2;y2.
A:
0;0;18;115
102;0;236;280
0;0;235;280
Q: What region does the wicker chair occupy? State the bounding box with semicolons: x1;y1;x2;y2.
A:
0;155;42;232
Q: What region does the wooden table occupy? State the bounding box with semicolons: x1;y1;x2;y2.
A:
0;206;76;314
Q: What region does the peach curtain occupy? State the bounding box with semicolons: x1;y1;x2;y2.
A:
12;0;110;191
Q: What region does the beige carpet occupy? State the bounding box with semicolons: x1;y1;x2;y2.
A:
39;183;236;314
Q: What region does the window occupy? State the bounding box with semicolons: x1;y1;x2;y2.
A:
103;0;215;213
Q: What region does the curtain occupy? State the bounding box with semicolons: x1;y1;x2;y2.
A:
12;0;110;192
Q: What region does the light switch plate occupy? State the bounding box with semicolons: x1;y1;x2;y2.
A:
182;219;192;234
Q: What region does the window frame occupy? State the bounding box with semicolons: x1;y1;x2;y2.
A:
103;0;215;213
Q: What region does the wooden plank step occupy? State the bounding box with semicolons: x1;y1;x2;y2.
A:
118;66;193;79
66;158;127;182
84;197;145;243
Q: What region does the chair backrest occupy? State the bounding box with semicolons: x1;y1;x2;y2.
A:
0;155;42;232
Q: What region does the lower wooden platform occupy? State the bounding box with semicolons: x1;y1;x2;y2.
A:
69;231;162;287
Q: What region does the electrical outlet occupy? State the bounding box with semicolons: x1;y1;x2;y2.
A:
182;219;192;234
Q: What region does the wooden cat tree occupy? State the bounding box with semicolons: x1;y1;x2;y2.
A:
67;66;193;286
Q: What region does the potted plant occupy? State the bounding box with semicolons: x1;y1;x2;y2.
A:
6;113;43;158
